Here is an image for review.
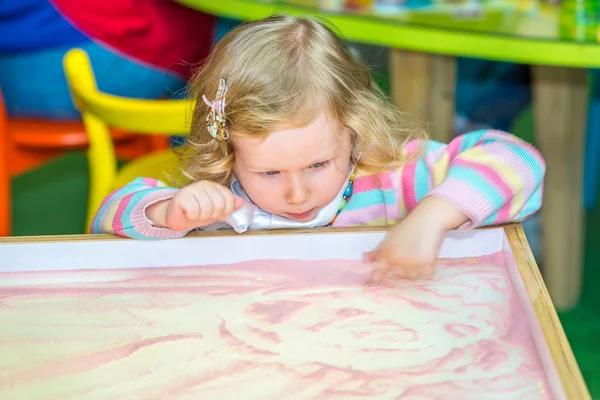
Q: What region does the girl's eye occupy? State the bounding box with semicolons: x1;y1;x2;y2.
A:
258;162;327;177
260;171;279;177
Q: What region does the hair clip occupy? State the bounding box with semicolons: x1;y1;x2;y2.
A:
202;78;229;142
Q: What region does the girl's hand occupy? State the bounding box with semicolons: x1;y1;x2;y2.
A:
364;196;469;284
146;181;244;231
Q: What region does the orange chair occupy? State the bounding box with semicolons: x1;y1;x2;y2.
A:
0;90;170;237
0;93;8;237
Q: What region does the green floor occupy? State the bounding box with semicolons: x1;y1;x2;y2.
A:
10;148;600;396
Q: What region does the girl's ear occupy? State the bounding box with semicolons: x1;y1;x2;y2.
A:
349;129;362;163
352;146;362;163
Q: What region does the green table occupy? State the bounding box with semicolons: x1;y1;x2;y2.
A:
175;0;600;310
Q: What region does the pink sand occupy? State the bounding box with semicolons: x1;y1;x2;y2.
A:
0;252;553;399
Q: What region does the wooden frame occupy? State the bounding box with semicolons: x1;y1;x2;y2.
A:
0;224;590;399
502;225;589;400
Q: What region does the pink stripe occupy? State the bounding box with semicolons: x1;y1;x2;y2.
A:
430;179;494;227
386;169;401;220
449;158;523;225
465;140;539;224
423;147;446;166
480;129;546;169
450;132;541;224
95;203;116;233
353;175;380;192
128;190;184;239
94;186;123;218
403;140;422;155
385;203;400;220
445;135;466;161
494;201;512;224
111;193;136;234
334;204;387;227
401;161;418;212
93;178;161;232
476;141;538;191
377;172;395;191
142;177;162;187
452;158;515;201
94;194;114;215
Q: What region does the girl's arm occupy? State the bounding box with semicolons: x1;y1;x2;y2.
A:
403;129;545;229
360;128;544;285
90;177;192;239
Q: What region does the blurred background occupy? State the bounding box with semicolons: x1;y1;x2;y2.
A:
1;0;599;395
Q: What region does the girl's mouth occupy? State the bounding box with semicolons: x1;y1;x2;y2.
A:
285;208;317;221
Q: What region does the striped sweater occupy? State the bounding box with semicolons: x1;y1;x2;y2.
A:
91;129;545;239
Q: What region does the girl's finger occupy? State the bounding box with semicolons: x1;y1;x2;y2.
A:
215;185;237;218
178;195;200;220
362;244;383;263
361;251;376;263
366;260;390;286
206;185;227;218
403;267;420;280
390;268;407;280
194;190;214;221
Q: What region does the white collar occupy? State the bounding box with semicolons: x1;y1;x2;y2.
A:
216;168;354;233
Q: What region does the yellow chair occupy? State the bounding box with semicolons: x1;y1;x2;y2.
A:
62;48;195;232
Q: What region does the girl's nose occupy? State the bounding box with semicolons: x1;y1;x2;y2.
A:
285;175;309;205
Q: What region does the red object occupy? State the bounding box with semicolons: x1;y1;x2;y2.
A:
50;0;216;80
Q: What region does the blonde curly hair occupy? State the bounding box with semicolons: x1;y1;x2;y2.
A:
177;14;426;186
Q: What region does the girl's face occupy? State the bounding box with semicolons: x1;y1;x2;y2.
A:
233;111;352;222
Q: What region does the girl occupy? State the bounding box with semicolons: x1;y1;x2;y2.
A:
91;15;545;284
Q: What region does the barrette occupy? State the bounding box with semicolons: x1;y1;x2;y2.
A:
202;78;229;142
